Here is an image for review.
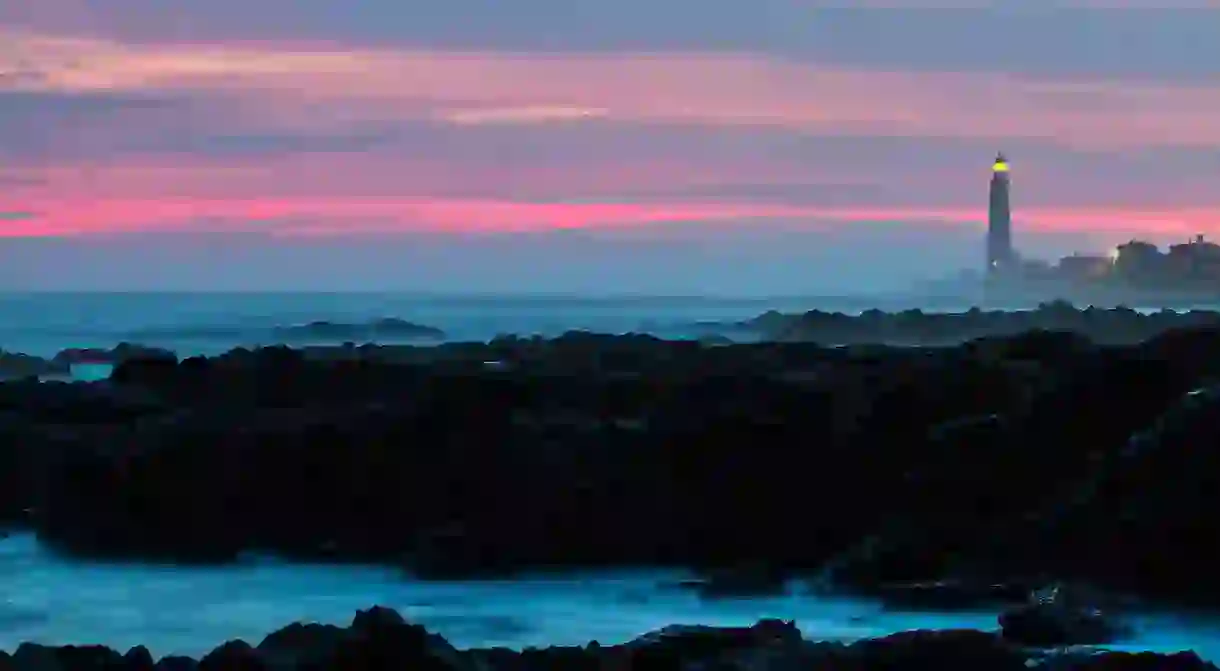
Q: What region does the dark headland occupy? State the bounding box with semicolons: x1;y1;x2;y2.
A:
4;303;1220;668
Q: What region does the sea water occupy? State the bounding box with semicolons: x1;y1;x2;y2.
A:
0;292;1183;359
0;533;1219;659
2;293;1218;658
0;291;980;358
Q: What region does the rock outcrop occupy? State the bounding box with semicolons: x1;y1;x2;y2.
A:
270;318;446;342
999;585;1133;647
718;302;1220;346
0;323;1219;608
53;343;177;367
0;608;1210;670
0;350;69;379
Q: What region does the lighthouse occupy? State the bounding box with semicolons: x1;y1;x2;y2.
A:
987;152;1015;277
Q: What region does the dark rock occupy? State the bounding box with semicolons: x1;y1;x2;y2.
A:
0;614;1213;671
0;643;130;670
271;319;446;342
848;629;1027;671
676;564;789;599
54;344;177;367
11;642;62;670
123;646;155;671
873;580;1031;612
152;656;198;671
627;618;803;652
0;351;69;379
197;640;266;670
52;645;130;670
402;525;517;580
256;622;347;669
318;606;466;671
1000;598;1131;647
1012;383;1220;605
624;619;805;670
4;319;1220;610
737;303;1220;346
516;646;598;671
351;605;407;631
1058;651;1217;670
696;333;735;346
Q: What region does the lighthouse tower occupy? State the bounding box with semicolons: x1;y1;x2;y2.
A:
987;152;1015;277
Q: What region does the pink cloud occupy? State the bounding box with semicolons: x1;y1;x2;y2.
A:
2;155;856;205
2;195;1217;242
5;30;1220;151
4;29;1219;251
0;197;840;237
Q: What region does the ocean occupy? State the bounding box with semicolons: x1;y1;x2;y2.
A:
0;532;994;657
0;291;987;359
1;292;1218;658
0;532;1219;659
0;291;1188;360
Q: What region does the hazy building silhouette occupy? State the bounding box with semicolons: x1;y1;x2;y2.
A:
1167;235;1220;286
1056;253;1111;281
1105;236;1220;293
987;152;1016;277
1113;240;1163;286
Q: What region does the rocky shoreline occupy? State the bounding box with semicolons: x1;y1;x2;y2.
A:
723;301;1220;344
4;308;1220;663
0;327;1214;597
7;303;1220;379
1;325;1219;593
0;606;1211;670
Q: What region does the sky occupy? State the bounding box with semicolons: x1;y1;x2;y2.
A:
1;1;1218;293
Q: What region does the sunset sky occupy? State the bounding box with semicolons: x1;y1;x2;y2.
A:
2;1;1218;293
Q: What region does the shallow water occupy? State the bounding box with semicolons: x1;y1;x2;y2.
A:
0;534;1219;660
